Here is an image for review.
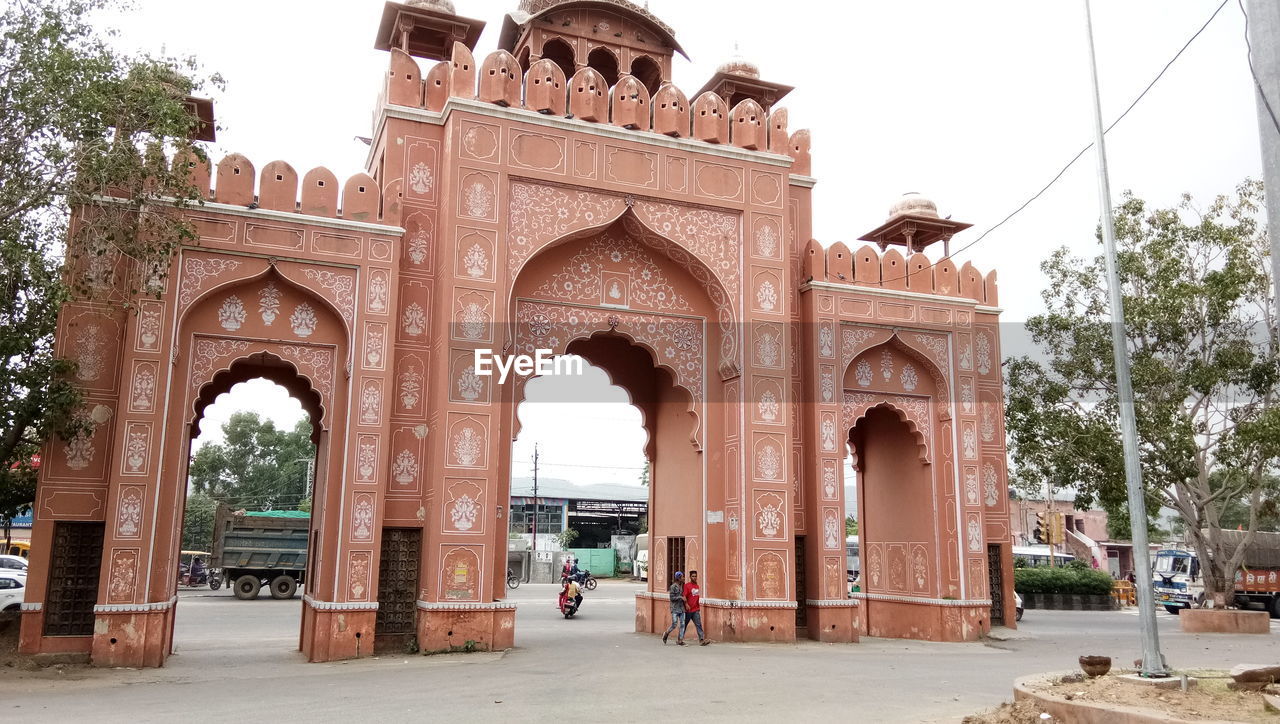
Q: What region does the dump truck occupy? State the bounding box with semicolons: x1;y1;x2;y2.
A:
1152;529;1280;617
212;505;310;600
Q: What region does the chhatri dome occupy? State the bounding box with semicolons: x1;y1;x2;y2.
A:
888;192;940;220
406;0;456;12
717;55;761;80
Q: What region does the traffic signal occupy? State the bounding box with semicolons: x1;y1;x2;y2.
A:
1033;512;1046;544
1050;513;1065;545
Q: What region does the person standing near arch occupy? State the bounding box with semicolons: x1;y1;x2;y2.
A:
682;570;708;645
663;571;686;645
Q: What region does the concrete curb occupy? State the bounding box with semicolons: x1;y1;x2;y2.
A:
1012;671;1239;724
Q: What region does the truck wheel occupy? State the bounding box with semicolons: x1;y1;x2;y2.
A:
1164;605;1183;616
233;575;261;600
270;575;298;600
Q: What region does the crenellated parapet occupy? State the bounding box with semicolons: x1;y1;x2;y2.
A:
802;239;999;306
180;152;401;225
383;44;810;163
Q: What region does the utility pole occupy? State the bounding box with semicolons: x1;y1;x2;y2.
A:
530;443;539;582
1245;0;1280;321
1082;0;1168;678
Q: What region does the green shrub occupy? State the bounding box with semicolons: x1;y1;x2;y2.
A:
1064;559;1091;571
1014;567;1115;595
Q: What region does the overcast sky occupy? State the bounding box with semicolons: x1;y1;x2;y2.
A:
144;1;1265;501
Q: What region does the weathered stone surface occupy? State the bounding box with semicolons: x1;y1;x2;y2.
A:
1230;663;1280;683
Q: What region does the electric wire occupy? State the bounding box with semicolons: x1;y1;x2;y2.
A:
873;0;1233;284
1238;0;1280;137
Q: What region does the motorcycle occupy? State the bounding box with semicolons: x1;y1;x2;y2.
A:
1015;592;1024;622
506;568;520;589
558;586;582;618
561;569;598;591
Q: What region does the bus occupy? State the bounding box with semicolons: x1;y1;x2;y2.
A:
1012;545;1074;568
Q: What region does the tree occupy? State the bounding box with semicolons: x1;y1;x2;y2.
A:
0;0;218;520
845;516;858;536
638;459;650;487
1006;180;1279;607
188;412;315;510
181;491;216;551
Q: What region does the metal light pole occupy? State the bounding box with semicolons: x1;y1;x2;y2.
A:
1082;0;1168;678
1244;0;1280;323
292;457;315;500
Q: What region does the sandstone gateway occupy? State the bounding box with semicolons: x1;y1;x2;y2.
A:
20;0;1015;666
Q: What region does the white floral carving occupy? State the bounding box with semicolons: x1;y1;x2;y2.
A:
842;327;877;364
963;426;977;459
393;450;418;484
357;441;376;480
758;390;779;422
757;504;782;537
64;430;94;470
453;427;482;466
402;302;426;337
218;296;247;331
138;307;161;349
880;348;895;380
359;382;380;425
984;463;999;507
976;332;992;375
464;181;493;218
756;330;781;367
900;364;919;392
755;224;777;257
913;333;951;376
367;272;389;314
179;257;241;308
278;345;335;401
399;366;423;409
131;366;155;411
108;553;136;603
259;282;281;325
855;359;873;387
458;365;483;401
302;269;355;323
816;371;833;406
450;495;479;531
290;304;317;337
74;324;105;381
459;302;486;341
409;161;434;195
967;518;983;552
913;548;927;590
757;443;781;480
530;231;693;312
964;469;979;505
408;230;429;265
818;324;834;358
353;497;374;541
981;401;997;442
463;243;489;279
117;490;142;537
124;429;147;472
756;280;778;312
823;511;840;550
365;327;384;368
961;380;976;415
959;342;973;371
823;462;838;499
820;417;837;452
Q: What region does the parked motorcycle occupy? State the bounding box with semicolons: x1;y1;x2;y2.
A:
506;568;520;589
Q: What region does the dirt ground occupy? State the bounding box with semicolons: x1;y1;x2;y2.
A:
967;670;1279;723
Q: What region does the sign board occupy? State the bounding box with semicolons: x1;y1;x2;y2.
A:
535;550;552;562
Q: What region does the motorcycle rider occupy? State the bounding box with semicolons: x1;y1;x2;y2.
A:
189;557;206;585
561;577;583;614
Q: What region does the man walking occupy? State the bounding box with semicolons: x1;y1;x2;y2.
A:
682;570;708;645
663;571;686;645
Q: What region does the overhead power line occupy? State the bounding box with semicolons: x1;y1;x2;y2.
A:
874;0;1232;285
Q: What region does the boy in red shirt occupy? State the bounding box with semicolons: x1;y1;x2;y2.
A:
682;570;708;645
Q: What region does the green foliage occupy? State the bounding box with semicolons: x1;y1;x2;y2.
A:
181;491;216;550
554;527;579;549
1064;559;1091;571
638;460;649;487
1013;557;1029;569
1013;567;1116;595
845;516;858;536
0;0;220;518
188;412;314;510
1005;180;1279;599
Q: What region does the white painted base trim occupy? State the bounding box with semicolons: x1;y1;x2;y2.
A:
804;598;861;608
701;597;798;610
416;600;518;612
851;592;992;607
303;594;379;612
94;596;178;614
20;602;43;612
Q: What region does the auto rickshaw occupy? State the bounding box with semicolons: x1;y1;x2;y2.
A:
178;550;220;589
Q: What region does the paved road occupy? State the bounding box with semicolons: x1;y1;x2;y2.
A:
5;581;1279;723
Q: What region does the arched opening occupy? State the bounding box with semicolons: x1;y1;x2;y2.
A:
173;355;322;662
586;46;619;89
630;55;662;96
516;46;531;75
540;38;576;83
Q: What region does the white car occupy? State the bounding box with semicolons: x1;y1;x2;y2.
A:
1015;592;1024;621
0;554;28;574
0;572;25;611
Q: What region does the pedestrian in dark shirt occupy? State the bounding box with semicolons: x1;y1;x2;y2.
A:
662;571;686;645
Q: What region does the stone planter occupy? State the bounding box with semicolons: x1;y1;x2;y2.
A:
1079;655;1112;677
1180;608;1270;634
1020;592;1119;611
